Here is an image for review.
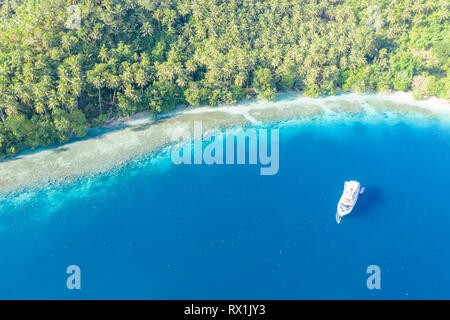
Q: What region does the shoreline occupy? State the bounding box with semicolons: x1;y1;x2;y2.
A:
376;91;449;115
0;92;448;195
102;91;450;129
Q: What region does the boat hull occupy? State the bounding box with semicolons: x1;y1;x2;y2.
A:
336;207;354;224
336;181;361;224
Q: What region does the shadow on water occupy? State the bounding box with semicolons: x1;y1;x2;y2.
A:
352;186;383;218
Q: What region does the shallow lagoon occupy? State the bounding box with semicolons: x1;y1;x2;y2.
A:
0;93;449;299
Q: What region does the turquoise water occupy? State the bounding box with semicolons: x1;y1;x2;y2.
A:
0;112;450;299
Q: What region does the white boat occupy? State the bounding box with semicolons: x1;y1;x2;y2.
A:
336;180;361;224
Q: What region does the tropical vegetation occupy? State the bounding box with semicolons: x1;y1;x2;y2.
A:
0;0;448;157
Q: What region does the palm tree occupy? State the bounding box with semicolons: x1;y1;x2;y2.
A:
0;107;5;122
182;24;194;38
135;68;149;94
106;73;120;106
61;34;74;54
121;62;134;86
153;9;164;30
99;45;109;63
176;74;188;88
34;102;46;115
141;22;153;37
48;91;59;111
92;76;105;113
124;84;139;103
5;99;19;117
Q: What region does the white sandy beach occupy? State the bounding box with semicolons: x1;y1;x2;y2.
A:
377;91;450;115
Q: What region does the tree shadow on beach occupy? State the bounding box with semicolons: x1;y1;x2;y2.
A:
0;155;24;163
130;116;172;132
52;147;69;154
131;122;154;132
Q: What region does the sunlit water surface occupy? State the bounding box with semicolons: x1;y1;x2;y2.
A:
0;100;449;299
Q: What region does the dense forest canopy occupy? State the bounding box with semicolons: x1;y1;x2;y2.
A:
0;0;448;157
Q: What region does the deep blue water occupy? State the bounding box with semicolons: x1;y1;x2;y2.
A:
1;114;450;299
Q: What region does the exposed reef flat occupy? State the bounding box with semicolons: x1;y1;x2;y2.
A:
248;104;324;121
0;93;448;194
